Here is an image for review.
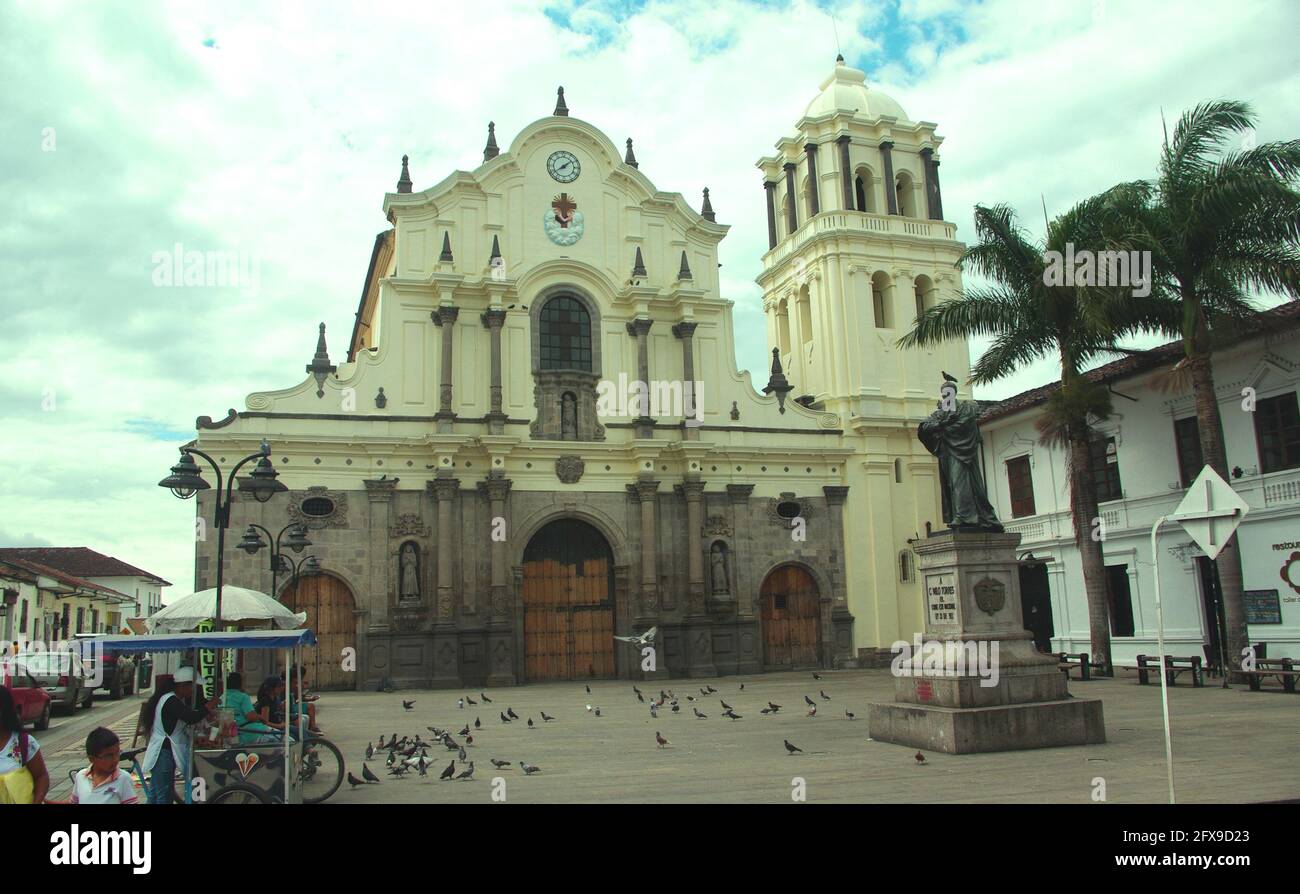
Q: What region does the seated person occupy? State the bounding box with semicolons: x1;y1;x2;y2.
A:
70;727;137;804
287;671;322;735
221;672;278;745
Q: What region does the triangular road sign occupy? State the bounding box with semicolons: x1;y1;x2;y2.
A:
1172;466;1249;560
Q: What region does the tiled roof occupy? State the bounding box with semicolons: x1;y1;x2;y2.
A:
0;557;132;600
0;547;171;587
980;301;1300;423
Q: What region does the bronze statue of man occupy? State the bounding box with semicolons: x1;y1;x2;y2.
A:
917;375;1002;532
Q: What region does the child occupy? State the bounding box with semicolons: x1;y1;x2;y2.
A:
0;684;49;804
71;727;137;804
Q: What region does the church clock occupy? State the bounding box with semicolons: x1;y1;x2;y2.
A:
547;150;580;183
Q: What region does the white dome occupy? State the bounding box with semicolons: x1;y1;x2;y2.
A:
803;60;907;123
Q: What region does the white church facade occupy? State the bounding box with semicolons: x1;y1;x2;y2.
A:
190;59;971;689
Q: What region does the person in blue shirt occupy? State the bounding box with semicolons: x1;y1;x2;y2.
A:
221;673;278;744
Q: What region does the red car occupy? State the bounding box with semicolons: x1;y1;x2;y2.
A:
1;661;53;730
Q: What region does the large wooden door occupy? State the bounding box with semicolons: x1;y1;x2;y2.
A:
280;574;356;690
522;520;615;681
760;564;821;668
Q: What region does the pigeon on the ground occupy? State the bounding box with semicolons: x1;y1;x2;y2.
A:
723;709;742;720
376;734;386;749
347;771;366;788
720;699;734;711
784;739;803;754
458;725;470;737
403;700;416;711
594;707;602;717
491;759;512;769
474;717;481;730
507;707;520;720
650;704;659;718
481;693;492;703
500;711;511;723
845;709;856;720
613;626;658;647
540;711;555;722
465;734;474;746
585;684;591;694
915;751;927;765
361;764;381;784
739;683;744;690
528;717;535;729
387;764;410;777
417;759;429;777
804;695;816;707
671;703;680;714
456;761;475;780
458;746;467;761
760;707;772;715
768;702;782;713
693;707;707;719
365;742;374;760
439;760;456;780
586;704;594;713
521;761;541;775
466;696;477;706
820;690;831;701
457;698;464;709
807;704;818;717
813;673;823;680
706;685;718;694
656;731;670;748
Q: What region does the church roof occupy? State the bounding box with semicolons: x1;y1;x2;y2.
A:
804;58;908;123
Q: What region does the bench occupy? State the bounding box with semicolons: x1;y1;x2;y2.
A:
1058;652;1092;681
1137;654;1204;687
1243;658;1299;693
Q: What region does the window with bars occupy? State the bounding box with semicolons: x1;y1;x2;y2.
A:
1006;455;1036;518
1255;392;1300;474
1089;435;1123;502
538;295;592;371
1174;416;1203;488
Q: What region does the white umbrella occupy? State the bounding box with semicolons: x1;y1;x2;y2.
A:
147;586;307;633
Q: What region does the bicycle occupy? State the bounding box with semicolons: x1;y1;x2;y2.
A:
116;746;270;804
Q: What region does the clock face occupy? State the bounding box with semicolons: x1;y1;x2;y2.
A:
547;150;580;183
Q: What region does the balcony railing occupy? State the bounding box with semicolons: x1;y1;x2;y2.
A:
763;211;959;270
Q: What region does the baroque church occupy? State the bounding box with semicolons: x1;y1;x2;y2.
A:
191;57;970;689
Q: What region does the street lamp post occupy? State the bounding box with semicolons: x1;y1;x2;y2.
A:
238;523;312;601
159;439;287;685
282;554;321;591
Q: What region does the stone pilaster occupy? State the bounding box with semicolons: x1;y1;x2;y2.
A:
763;180;778;249
879;141;898;215
626;318;655;438
481;308;508;434
672;321;700;439
428;474;460;687
836;135;854;210
363;478;398;633
783;161;798;233
726;484;756;619
631;478;661;617
433;306;459;432
804;142;820;217
681;479;707;615
823;484;854;667
480;473;515;685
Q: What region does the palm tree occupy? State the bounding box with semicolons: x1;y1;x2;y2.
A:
1106;100;1300;678
899;193;1148;673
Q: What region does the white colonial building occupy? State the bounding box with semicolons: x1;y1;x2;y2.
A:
980;303;1300;664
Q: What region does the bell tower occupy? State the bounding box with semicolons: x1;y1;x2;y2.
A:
755;56;973;660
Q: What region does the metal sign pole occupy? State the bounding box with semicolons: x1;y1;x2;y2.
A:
1149;516;1177;804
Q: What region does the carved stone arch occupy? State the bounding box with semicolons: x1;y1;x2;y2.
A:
528;283;604;376
510;502;631;571
528;283;606;441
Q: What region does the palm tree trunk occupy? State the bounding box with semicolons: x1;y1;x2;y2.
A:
1068;431;1113;674
1187;349;1249;681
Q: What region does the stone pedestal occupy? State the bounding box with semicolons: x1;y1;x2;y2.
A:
868;531;1104;753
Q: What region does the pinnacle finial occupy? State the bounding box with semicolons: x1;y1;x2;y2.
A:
483;121;499;161
836;52;844;63
554;86;569;116
701;187;715;222
396;154;413;193
677;250;693;281
632;246;647;279
306;322;337;398
439;231;454;264
624;138;639;168
489;234;502;261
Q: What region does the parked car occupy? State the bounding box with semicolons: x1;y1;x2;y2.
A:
75;634;135;698
13;651;93;714
0;661;53;730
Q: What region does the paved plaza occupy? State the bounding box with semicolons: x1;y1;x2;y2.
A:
286;668;1296;804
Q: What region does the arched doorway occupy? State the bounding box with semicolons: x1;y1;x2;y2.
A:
760;564;821;668
522;518;615;681
279;574;356;690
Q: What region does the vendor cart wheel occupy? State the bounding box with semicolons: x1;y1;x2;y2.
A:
210;783;272;805
300;737;345;804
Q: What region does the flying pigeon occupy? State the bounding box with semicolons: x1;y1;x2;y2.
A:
456;761;475;781
507;707;520;720
915;751;927;766
613;626;658;647
347;771;366;788
540;711;555;722
656;731;670;748
491;759;512;769
439;760;456;780
784;739;803;754
521;761;541;775
820;690;831;701
403;700;416;711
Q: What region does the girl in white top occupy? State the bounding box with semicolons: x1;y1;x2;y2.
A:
0;684;49;804
70;727;138;804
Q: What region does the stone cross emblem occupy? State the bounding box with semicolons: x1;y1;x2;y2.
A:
973;577;1006;616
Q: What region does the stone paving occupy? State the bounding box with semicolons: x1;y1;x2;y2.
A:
301;668;1300;804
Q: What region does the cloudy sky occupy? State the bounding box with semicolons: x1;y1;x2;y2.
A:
2;0;1297;597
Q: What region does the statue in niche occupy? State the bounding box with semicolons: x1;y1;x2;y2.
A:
561;392;578;440
710;541;730;594
399;541;421;603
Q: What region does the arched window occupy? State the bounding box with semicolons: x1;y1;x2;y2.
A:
871;271;893;329
854;165;877;213
777;299;791;356
914;274;935;322
895;171;916;218
798;285;813;347
538;295;592;371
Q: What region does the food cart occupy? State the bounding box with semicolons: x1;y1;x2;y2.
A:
73;628;317;804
